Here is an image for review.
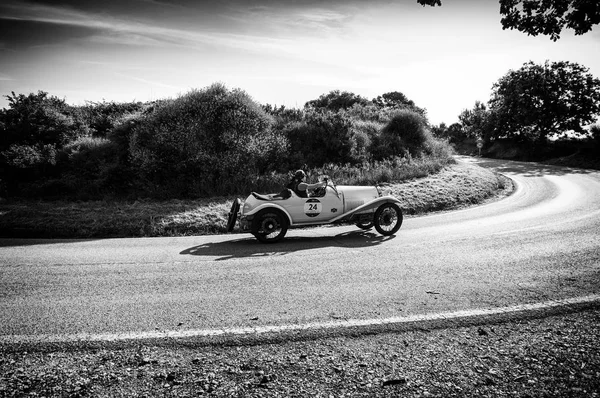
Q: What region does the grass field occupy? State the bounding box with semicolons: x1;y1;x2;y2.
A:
0;162;508;239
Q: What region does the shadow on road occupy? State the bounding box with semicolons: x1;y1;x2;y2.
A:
462;157;596;178
180;229;394;261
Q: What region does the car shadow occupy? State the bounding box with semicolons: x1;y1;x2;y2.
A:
180;229;394;261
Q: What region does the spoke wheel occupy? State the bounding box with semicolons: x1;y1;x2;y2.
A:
226;199;241;232
252;209;288;243
374;203;403;236
356;219;374;231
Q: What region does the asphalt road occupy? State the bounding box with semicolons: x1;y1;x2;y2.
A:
1;157;599;342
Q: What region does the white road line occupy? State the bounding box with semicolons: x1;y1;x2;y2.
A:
2;294;599;344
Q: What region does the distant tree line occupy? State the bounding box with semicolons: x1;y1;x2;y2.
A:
431;60;600;159
0;85;450;199
1;59;598;199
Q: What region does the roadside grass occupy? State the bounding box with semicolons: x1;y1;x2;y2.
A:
0;162;508;239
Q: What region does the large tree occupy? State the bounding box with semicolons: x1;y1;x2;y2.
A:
417;0;600;40
488;60;600;143
304;90;369;112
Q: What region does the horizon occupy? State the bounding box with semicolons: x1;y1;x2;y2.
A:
1;0;599;125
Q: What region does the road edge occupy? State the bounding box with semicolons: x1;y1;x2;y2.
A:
3;295;599;351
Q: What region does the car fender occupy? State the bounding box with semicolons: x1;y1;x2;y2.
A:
330;195;402;222
244;203;293;225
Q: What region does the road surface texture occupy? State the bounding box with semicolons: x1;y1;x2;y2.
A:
1;157;599;344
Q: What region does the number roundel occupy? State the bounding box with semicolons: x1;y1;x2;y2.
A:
304;198;321;217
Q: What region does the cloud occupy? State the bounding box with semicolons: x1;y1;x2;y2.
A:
0;0;301;54
224;3;356;36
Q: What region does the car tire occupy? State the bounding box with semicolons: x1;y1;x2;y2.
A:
227;199;241;232
356;220;374;230
252;209;288;243
374;203;403;236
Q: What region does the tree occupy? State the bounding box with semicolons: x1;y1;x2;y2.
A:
372;91;427;117
499;0;600;41
459;101;492;140
417;0;600;40
304;90;369;112
488;61;600;143
431;122;465;143
0;91;82;150
372;91;415;108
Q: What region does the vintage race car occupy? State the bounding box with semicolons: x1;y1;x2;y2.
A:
227;178;403;243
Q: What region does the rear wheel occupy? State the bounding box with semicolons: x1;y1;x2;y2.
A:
252;209;288;243
374;203;402;236
226;199;241;232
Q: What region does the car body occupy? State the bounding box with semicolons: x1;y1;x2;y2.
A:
227;180;403;243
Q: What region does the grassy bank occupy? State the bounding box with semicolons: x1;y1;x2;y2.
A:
0;162;508;239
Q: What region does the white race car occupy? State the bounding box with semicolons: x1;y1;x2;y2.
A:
227;178;403;243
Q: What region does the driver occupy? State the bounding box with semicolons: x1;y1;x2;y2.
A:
286;170;326;198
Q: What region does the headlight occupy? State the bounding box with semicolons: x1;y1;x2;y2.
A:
376;186;382;197
243;202;252;214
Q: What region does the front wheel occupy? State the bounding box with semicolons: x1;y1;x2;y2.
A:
252;209;288;243
374;203;403;236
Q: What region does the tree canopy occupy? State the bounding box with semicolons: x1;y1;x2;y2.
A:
417;0;600;40
304;90;369;112
488;60;600;142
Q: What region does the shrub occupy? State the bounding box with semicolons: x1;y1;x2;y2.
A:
0;91;83;150
372;109;434;159
129;83;281;197
78;100;145;138
284;110;355;168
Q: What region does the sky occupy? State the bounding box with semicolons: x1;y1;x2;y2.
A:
1;0;599;125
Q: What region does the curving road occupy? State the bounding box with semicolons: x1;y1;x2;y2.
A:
1;157;599;342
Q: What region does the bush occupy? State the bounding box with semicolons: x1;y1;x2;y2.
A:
129;84;282;197
284;110;355;168
370;109;431;159
78;100;144;138
0;91;83;150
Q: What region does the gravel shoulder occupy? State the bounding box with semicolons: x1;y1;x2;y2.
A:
2;305;599;397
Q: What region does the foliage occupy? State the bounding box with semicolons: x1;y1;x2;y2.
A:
284;110;355;167
459;101;492;141
488;61;600;143
372;91;427;116
591;123;600;145
372;109;437;160
499;0;600;41
0;83;454;199
0;91;84;150
129;83;282;197
304;90;370;112
0;91;88;194
418;0;600;40
78;100;144;137
431;123;465;144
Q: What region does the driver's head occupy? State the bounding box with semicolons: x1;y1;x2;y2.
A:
294;170;306;181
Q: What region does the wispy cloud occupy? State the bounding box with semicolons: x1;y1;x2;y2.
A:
225;3;356;36
116;73;183;90
0;1;288;48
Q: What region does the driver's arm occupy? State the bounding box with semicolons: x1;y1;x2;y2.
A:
299;182;325;191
